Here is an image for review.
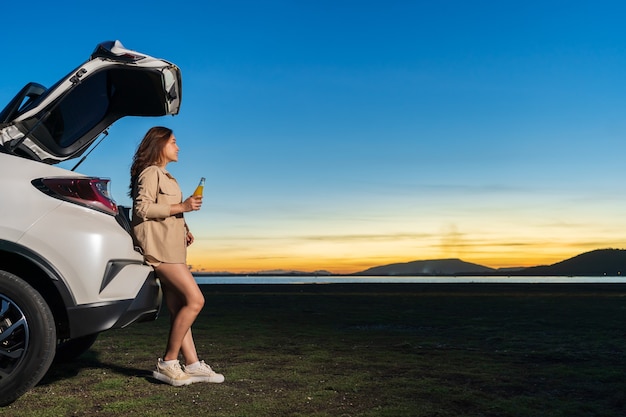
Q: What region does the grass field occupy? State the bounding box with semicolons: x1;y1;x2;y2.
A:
2;283;626;417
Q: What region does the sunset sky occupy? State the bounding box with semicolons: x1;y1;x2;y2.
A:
3;1;626;273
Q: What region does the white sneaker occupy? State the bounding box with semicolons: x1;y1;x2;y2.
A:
184;360;225;383
153;358;192;386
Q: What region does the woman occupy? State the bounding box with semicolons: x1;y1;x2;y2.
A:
129;126;224;386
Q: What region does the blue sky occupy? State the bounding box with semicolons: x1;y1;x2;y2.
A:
3;1;626;273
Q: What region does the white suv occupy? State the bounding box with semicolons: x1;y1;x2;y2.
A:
0;41;182;406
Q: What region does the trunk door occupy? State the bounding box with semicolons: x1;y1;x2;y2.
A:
0;40;182;164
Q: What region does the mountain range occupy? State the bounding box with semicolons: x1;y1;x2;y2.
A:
355;248;626;276
196;248;626;277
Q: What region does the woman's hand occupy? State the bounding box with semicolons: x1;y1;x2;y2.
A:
170;196;202;216
181;195;203;212
186;230;195;246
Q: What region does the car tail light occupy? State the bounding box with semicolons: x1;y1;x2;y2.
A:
32;177;118;216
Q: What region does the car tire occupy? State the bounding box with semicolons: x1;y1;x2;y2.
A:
0;270;57;407
55;333;99;362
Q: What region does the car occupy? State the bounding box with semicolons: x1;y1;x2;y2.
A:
0;40;182;406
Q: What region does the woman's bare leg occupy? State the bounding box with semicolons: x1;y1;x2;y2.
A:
161;288;201;364
180;328;199;364
156;263;204;363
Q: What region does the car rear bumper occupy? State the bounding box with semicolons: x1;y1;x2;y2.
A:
65;272;162;339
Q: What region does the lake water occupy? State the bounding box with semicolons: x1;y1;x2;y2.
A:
194;275;626;285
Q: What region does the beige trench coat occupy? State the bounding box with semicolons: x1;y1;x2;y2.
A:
132;165;187;266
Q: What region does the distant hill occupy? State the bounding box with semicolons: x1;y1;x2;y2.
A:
195;269;334;276
520;248;626;276
251;269;333;276
354;248;626;277
196;248;626;277
355;258;495;276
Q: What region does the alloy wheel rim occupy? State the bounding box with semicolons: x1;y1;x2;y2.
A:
0;295;30;380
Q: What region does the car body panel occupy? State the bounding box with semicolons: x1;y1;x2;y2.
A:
0;152;154;305
0;153;69;241
16;202;149;305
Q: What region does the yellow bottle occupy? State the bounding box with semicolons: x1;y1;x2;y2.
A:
193;177;205;196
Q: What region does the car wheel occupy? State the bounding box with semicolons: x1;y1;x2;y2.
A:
0;270;56;407
55;333;99;362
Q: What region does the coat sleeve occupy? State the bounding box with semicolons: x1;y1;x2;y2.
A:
134;167;172;220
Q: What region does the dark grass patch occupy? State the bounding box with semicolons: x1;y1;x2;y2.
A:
3;283;626;416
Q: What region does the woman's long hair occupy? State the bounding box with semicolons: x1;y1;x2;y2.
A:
129;126;173;197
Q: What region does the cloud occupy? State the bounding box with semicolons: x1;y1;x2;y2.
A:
439;223;463;259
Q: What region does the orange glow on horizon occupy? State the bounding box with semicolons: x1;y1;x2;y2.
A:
187;242;616;274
